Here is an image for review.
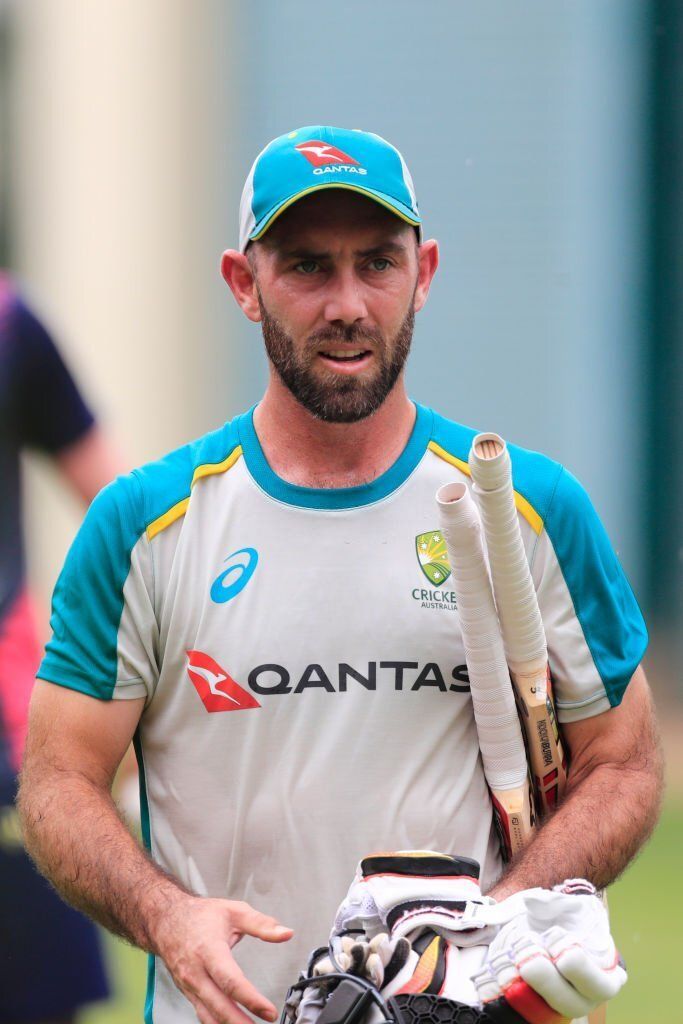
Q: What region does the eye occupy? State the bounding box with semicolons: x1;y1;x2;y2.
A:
295;260;320;275
369;257;392;272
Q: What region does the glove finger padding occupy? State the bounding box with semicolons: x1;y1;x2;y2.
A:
523;883;626;1004
344;939;370;976
512;932;597;1020
316;935;371;977
325;927;488;1008
474;881;627;1023
473;930;577;1021
543;926;627;1003
474;976;572;1024
366;933;412;989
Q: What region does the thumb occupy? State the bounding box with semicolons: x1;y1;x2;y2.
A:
237;905;294;943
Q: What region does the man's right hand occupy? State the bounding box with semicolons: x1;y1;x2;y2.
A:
152;894;293;1024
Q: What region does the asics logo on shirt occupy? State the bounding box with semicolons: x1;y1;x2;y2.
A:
210;547;259;604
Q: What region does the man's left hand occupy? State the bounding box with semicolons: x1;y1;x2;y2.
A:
473;881;627;1023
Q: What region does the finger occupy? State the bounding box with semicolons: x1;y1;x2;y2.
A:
369;933;390;962
336;937;354;972
381;938;411;988
207;956;279;1022
180;969;253;1024
348;941;370;975
193;999;222;1024
472;963;500;1006
511;936;592;1021
233;904;294;943
475;961;568;1024
203;991;254;1024
545;930;627;1003
366;952;384;988
312;955;336;976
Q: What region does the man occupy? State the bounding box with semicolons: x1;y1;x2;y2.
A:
0;273;122;1023
18;127;663;1024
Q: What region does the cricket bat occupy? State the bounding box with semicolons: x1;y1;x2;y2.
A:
468;433;567;816
449;447;602;1023
436;481;534;861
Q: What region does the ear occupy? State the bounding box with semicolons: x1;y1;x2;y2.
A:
413;239;439;313
220;250;261;323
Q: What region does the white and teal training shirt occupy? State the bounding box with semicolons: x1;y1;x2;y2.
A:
38;403;647;1024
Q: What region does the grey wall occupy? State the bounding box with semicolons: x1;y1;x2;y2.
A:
217;0;648;587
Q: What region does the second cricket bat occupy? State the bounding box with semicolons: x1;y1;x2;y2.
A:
436;481;534;860
469;433;567;815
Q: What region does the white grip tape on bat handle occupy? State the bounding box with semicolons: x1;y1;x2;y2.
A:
469;435;547;668
436;482;528;791
467;433;511;492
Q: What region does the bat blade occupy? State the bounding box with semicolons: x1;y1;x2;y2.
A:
468;433;567;816
436;481;534;860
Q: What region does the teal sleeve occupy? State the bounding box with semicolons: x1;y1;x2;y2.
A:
38;472;148;700
543;467;648;707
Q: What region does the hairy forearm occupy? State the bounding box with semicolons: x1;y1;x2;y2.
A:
18;766;191;950
488;746;664;900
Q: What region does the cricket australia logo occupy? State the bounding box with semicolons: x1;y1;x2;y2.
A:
412;531;457;611
416;530;451;585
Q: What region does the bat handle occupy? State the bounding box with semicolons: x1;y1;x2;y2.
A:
508;659;550;698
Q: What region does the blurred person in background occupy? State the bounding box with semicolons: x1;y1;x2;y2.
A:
0;272;123;1024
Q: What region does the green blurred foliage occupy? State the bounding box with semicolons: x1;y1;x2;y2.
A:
610;797;682;1022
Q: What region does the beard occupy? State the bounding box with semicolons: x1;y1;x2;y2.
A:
258;297;415;423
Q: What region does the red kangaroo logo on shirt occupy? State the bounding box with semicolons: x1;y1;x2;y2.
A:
295;140;360;167
186;650;261;712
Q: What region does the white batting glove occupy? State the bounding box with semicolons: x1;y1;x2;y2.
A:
332;851;495;945
472;880;627;1023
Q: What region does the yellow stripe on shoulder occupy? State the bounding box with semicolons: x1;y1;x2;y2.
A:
513;491;543;536
428;441;470;476
427;440;543;535
146;445;243;540
146;498;189;541
191;445;243;487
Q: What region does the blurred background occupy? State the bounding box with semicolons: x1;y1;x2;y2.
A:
0;1;680;1022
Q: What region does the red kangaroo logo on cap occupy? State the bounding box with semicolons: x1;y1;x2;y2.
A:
295;140;360;168
186;650;261;712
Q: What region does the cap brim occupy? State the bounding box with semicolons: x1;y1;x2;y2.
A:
247;182;421;248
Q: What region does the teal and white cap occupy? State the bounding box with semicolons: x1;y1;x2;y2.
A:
238;125;421;252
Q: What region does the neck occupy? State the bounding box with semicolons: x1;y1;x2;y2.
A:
252;374;416;488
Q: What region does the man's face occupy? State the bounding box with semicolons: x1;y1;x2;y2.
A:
248;191;422;423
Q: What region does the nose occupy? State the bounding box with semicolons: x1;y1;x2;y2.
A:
322;266;368;325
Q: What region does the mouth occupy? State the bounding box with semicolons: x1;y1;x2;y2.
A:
317;348;373;373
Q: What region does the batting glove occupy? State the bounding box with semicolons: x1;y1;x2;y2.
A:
332;851;496;945
472;880;627;1023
